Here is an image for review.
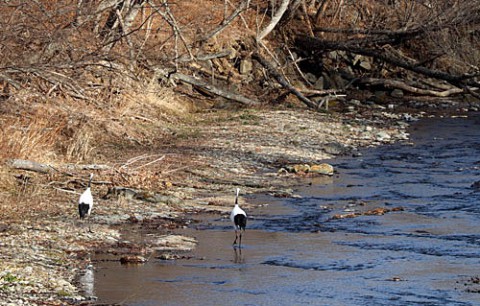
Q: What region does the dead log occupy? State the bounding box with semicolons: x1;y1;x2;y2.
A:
171;72;259;106
7;159;111;174
252;52;317;109
63;163;112;171
299;88;345;96
357;78;465;97
7;159;53;174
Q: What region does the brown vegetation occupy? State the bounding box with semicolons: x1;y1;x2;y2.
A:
0;0;478;241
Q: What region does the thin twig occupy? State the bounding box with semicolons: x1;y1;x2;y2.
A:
131;155;166;170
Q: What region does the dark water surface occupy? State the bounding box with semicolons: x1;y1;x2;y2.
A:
92;114;480;305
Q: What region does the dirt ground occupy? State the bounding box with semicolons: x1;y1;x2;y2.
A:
0;104;415;305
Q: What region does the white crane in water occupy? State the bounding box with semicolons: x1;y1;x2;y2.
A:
230;188;247;247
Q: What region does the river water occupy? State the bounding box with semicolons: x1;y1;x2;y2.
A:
91;114;480;305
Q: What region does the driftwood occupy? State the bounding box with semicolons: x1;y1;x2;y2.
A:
8;159;54;174
357;78;465;97
63;163;111;171
7;159;111;174
299;88;345;96
171;72;259;106
252;52;317;109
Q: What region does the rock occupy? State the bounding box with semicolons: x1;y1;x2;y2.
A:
391;89;404;98
292;164;310;173
157;253;182;260
359;60;372;70
321;72;333;88
152;194;183;205
104;186;137;200
353;55;372;70
239;59;253;74
376;131;391;141
273;189;294;198
331;72;347;89
304;72;317;84
349;99;361;106
285;164;310;173
374;91;388;103
471;181;480;190
323;142;348;155
120;255;147;264
313;77;324;90
328;51;340;60
310;163;334;175
151;235;197;252
277;168;289;175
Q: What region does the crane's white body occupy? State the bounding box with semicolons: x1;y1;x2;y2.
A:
78;187;93;216
78;173;94;218
230;204;247;230
230;188;247;246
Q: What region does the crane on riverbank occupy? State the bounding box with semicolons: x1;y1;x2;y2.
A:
230;188;247;247
78;173;94;232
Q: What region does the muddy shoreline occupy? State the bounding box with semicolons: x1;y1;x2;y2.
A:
0;104;474;305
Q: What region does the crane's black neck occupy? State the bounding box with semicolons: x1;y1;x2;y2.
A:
88;176;92;188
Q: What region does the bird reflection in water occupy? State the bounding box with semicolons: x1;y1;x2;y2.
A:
79;263;95;299
233;246;245;264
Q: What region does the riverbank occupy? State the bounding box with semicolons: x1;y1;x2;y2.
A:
0;103;447;305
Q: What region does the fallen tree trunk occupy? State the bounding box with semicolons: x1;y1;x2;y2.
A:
252;52;317;109
357;78;465;97
172;72;259;106
7;159;53;174
7;159;111;174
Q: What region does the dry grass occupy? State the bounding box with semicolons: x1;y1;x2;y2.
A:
0;77;194;222
0;110;66;163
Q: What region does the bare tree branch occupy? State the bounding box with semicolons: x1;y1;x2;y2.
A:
198;0;250;42
356;77;466;97
252;52;317;109
171;72;259;106
257;0;290;41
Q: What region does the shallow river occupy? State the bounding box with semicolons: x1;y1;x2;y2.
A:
92;114;480;305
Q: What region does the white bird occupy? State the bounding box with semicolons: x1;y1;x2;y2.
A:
78;173;94;230
230;188;247;247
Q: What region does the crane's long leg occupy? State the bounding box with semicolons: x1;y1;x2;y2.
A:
239;231;242;248
233;230;238;245
88;216;93;233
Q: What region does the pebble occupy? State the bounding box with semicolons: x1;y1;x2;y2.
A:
376;131;391;141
